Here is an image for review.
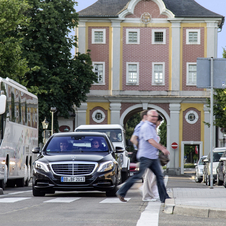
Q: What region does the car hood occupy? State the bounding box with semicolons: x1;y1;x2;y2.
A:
37;152;111;163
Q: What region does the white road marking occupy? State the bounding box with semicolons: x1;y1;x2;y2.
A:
0;197;30;203
136;175;169;226
8;190;31;195
100;198;131;203
44;198;81;203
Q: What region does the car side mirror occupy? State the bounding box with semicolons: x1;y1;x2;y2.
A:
115;146;124;153
32;147;41;154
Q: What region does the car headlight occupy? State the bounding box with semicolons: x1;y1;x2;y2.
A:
97;161;114;172
34;161;50;172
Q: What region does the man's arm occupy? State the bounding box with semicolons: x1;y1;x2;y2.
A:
130;135;138;147
148;138;170;155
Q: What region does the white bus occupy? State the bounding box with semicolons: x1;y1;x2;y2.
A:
0;77;38;189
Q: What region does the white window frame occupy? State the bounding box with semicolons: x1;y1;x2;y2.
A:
126;29;140;44
92;62;105;85
186;29;200;45
152;29;166;44
92;29;106;44
186;62;197;86
152;62;165;85
126;62;139;85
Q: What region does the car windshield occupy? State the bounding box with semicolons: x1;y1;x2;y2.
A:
198;157;206;165
213;151;224;162
45;135;109;153
76;129;122;142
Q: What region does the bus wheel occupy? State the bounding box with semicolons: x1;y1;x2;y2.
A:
0;180;5;190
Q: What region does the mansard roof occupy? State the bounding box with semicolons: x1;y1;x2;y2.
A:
78;0;224;27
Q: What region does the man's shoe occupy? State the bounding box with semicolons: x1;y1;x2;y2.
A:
116;193;127;202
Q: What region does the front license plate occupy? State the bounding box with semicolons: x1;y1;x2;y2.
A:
61;177;85;182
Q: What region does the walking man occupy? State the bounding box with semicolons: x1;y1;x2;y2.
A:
116;109;170;203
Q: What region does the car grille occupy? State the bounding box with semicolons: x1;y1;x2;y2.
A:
51;163;96;176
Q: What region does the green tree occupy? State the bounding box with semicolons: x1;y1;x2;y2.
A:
0;0;30;78
158;120;166;146
205;48;226;129
17;0;97;141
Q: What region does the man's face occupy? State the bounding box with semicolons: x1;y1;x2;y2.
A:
147;111;158;124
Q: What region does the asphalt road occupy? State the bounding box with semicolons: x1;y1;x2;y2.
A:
1;171;226;226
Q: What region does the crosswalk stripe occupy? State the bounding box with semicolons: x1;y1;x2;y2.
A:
0;197;30;203
100;198;131;203
44;198;81;203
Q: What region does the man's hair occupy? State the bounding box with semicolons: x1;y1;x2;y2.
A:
140;110;148;119
147;109;158;116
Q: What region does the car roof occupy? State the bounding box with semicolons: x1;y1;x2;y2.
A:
75;124;124;130
52;132;109;138
213;147;226;152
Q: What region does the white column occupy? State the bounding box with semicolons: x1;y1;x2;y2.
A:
78;21;87;54
111;20;122;93
204;104;210;155
206;21;218;58
110;102;121;124
171;22;181;91
76;103;87;127
169;103;181;172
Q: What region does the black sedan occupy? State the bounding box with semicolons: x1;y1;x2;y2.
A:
32;132;122;197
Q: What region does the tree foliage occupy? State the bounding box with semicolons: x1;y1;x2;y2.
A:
158;120;167;146
16;0;97;141
205;48;226;129
0;0;30;78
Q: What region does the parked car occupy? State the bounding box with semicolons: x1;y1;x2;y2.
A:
216;151;226;186
205;147;226;186
75;124;130;182
32;132;123;197
194;155;207;183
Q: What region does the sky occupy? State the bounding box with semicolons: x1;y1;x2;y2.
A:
75;0;226;58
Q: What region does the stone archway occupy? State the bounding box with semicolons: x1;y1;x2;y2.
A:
120;104;170;150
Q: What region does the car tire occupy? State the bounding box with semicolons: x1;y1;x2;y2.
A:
223;174;226;188
106;175;118;197
217;174;223;186
32;184;45;197
121;168;129;183
195;174;201;183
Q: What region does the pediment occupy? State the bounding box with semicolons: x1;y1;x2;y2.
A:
118;0;174;19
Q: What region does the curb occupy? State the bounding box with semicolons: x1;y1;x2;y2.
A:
173;205;226;219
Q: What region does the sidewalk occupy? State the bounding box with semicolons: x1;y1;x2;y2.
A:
164;184;226;219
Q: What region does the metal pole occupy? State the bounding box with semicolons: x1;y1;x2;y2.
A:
51;112;53;136
210;57;214;189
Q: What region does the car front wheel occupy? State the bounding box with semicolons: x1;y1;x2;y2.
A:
32;184;45;197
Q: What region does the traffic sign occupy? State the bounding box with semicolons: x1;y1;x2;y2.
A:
171;142;178;149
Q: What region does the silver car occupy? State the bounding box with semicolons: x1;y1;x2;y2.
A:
195;155;207;183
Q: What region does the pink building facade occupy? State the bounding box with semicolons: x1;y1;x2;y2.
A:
73;0;224;174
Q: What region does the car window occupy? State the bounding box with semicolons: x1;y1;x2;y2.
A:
76;129;122;142
198;157;206;165
45;135;109;153
213;151;224;162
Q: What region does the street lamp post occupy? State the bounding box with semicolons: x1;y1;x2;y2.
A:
42;117;49;145
50;107;57;136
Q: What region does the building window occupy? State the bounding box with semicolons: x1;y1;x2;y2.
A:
187;63;197;85
185;110;199;124
92;109;106;123
186;29;200;44
92;29;106;44
126;29;140;44
92;62;105;85
152;29;166;44
126;63;139;85
152;63;165;85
